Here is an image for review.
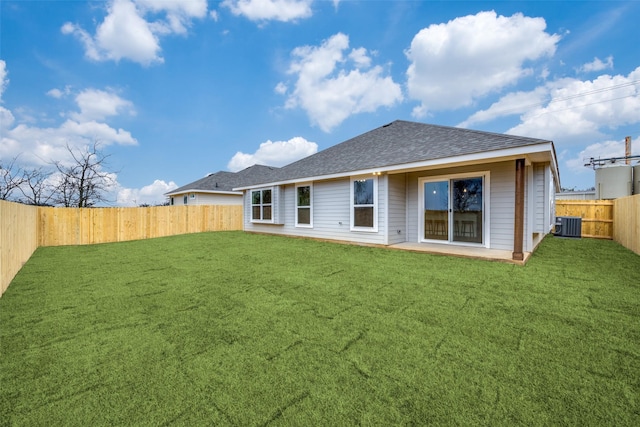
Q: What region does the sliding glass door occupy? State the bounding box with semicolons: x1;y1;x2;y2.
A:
422;175;484;245
423;181;449;241
452;177;483;244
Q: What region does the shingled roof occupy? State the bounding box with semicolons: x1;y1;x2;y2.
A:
236;120;553;188
166;164;279;195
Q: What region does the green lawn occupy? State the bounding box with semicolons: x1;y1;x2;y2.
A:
1;232;639;426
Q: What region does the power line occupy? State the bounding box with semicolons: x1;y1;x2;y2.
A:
478;79;640;118
526;93;639;119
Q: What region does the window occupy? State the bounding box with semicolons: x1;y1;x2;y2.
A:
183;195;188;205
296;184;312;227
170;197;174;206
351;176;377;231
251;188;272;222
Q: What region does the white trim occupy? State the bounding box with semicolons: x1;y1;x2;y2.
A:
295;182;313;228
350;175;378;233
165;189;243;197
418;171;490;248
383;175;389;245
526;165;534;252
547;167;556;232
234;142;554;191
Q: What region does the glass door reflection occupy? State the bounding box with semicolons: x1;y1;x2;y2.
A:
452;177;483;243
424;181;449;241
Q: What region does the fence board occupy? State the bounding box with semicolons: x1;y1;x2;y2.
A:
0;201;39;296
614;194;640;255
555;200;614;239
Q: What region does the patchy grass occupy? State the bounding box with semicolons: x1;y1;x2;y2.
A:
1;232;639;425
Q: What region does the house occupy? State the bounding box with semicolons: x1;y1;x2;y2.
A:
234;120;560;262
165;165;279;206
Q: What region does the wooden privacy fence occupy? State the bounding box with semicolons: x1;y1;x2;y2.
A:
555;200;614;239
38;205;243;246
0;201;243;297
613;194;640;255
0;201;39;295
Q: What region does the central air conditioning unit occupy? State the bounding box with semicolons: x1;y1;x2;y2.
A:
554;216;582;238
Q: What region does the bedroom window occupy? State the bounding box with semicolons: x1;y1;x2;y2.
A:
351;176;377;231
296;184;312;227
251;188;272;222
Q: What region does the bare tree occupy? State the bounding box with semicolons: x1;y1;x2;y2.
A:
18;167;54;206
50;142;116;207
0;156;26;200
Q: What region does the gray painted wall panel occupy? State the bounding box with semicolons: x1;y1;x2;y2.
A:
387;174;407;245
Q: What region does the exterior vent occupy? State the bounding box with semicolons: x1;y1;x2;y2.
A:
554;216;582;238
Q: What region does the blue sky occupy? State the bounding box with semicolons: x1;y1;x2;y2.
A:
1;0;639;206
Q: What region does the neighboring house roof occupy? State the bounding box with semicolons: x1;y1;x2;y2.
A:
165;164;279;196
235;120;558;189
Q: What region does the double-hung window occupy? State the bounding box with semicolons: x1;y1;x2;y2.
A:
351;176;377;231
251;188;272;222
296;184;312;227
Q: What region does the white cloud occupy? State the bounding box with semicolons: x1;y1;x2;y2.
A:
281;33;403;132
578;56;614;73
136;0;207;35
348;47;372;68
227;136;317;171
62;0;208;65
3;120;137;166
210;10;219;21
0;60;8;100
46;85;72;99
222;0;312;22
405;11;560;117
508;66;640;142
116;179;178;206
0;61;11;134
0;108;15;134
0;63;137;169
274;82;287;95
70;89;136;121
47;89;64;99
565;137;640;177
459;87;549;128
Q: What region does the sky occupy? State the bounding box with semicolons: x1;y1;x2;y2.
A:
1;0;639;206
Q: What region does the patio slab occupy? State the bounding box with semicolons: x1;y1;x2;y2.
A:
389;242;531;264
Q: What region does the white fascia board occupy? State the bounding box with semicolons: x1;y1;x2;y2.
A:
164;189;243;196
234;142;555;190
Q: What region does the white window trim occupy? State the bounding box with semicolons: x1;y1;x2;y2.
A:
350;175;378;232
295;183;313;228
250;187;275;224
418;171;490;247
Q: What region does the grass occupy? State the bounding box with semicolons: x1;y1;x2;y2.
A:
0;231;639;426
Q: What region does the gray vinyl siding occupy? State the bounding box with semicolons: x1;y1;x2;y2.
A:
489;162;515;251
244;178;387;245
171;192;242;205
405;174;419;243
534;164;545;233
387;174;407;245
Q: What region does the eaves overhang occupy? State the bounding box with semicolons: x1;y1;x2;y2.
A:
233;142;557;191
164;189;243;196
